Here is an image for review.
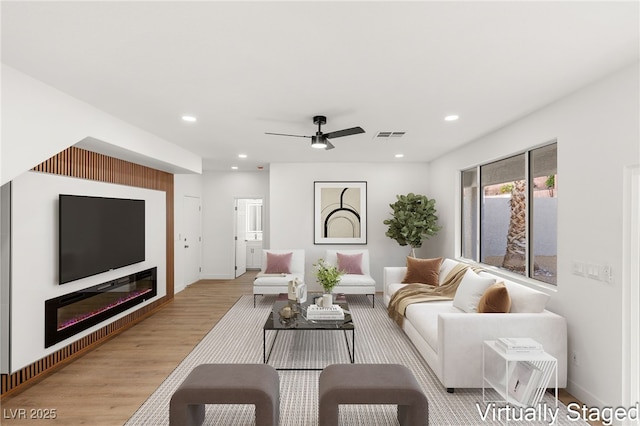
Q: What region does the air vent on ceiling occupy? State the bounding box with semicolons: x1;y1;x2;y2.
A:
375;131;406;138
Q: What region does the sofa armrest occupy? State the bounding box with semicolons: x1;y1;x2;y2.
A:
383;267;407;291
437;311;567;388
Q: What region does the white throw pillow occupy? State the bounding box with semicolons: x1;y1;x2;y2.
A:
453;269;497;313
505;282;551;313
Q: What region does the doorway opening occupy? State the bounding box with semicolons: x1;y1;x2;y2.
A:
235;198;263;278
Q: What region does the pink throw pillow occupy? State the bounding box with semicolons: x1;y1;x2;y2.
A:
265;252;293;274
337;252;364;275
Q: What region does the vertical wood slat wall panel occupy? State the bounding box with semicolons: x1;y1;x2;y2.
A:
2;146;175;396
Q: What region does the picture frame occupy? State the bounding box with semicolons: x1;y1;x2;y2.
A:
314;181;367;245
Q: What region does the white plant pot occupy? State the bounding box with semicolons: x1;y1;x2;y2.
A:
322;293;333;307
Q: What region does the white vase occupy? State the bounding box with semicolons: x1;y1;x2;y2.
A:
322;293;333;307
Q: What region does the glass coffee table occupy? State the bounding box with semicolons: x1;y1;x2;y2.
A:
263;294;355;371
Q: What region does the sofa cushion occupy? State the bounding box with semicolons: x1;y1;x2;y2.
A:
439;259;459;285
254;273;295;286
264;251;292;274
402;257;442;286
337;252;364;275
478;282;511;313
452;269;496;313
339;274;376;286
387;283;408;298
405;301;462;353
502;281;550;313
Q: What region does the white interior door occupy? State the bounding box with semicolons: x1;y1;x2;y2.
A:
235;199;247;277
183;196;201;286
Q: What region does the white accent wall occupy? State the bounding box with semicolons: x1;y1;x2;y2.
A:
269;162;432;291
427;63;640;407
200;171;269;279
8;171;166;372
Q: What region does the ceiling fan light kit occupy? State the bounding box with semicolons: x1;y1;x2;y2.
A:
311;135;327;149
265;115;364;150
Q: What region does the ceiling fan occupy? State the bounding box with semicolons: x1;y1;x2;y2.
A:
265;115;365;150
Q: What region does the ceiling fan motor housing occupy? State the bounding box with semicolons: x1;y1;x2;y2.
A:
313;115;327;126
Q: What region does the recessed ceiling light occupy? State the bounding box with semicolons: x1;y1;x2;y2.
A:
238;154;247;159
444;115;459;122
181;115;197;122
231;166;238;170
395;154;404;158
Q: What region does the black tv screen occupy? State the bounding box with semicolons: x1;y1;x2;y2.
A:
59;194;145;284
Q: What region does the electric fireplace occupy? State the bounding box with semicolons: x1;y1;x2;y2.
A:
45;267;157;347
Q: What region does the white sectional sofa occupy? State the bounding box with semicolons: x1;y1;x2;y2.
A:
384;258;567;392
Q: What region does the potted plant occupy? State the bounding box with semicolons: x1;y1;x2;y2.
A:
383;193;441;257
312;258;343;306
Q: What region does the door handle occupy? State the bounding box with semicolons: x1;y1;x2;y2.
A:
184;245;189;248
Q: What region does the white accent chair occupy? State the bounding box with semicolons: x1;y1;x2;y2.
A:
324;249;376;307
253;249;305;307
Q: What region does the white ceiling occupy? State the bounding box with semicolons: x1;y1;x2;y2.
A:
2;1;638;172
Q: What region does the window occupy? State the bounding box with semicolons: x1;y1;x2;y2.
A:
460;142;557;285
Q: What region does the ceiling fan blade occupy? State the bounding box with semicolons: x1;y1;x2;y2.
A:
264;132;311;138
324;126;365;139
324;140;336;150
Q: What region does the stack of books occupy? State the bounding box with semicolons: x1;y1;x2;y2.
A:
306;305;344;320
496;337;543;354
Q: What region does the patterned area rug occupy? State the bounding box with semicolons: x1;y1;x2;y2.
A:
125;295;586;425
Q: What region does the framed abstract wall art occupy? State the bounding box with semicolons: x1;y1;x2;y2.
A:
314;181;367;244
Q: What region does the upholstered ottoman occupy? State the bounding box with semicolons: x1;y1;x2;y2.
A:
170;364;280;426
319;364;428;426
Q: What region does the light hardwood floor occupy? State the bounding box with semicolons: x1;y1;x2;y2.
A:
1;272;255;425
1;271;596;425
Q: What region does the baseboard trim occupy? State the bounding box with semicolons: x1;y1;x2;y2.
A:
0;296;171;397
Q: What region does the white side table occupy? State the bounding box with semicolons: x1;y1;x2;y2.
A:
482;340;558;408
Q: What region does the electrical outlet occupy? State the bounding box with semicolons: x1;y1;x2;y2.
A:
571;351;580;366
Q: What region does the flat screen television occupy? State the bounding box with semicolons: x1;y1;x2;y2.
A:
59;194;145;284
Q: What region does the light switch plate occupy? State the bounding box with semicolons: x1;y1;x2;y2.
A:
586;263;600;279
572;261;585;276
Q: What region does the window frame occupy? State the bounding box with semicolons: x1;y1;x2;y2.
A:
459;140;557;286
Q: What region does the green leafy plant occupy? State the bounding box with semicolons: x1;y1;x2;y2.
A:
500;183;514;194
545;175;555;197
545;175;555;189
383;193;441;255
312;258;343;293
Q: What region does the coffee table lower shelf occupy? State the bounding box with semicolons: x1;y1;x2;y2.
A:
263;328;355;371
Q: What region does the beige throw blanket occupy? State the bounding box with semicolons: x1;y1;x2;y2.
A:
388;263;481;327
